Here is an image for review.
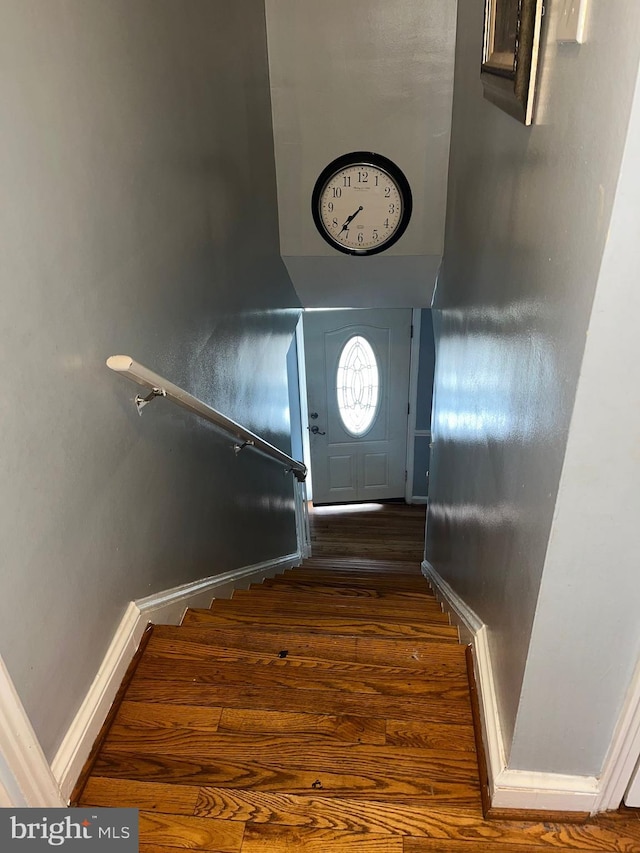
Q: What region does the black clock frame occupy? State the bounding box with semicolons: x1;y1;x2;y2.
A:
311;151;413;256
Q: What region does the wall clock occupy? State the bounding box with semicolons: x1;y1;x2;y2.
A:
311;152;412;256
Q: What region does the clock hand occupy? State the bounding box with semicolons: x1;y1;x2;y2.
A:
339;206;364;234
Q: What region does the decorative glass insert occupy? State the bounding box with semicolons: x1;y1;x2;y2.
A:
336;335;380;436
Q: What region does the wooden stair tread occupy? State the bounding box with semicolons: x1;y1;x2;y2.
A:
291;565;423;577
214;598;450;623
102;727;480;785
310;547;423;561
255;581;436;600
242;819;634;853
268;575;430;592
182;608;459;641
235;587;442;608
137;811;244;852
142;634;466;679
133;656;470;700
284;568;426;581
109;701;476;752
240;824;404;852
293;564;421;573
124;679;475;724
92;751;481;805
112;701;388;745
285;561;423;572
300;556;421;565
80;779;640;853
152;624;466;668
80;776;202;812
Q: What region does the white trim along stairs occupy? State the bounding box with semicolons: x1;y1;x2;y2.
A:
0;551;300;806
0;656;65;807
422;559;640;814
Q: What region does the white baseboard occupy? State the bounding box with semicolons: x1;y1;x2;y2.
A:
52;551;300;803
50;603;146;803
491;768;599;811
422;560;600;814
0;656;66;807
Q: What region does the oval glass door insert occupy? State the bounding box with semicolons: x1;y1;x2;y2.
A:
336;335;380;436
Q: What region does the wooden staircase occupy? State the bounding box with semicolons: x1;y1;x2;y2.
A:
74;508;640;851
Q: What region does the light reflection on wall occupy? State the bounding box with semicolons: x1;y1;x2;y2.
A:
433;316;560;446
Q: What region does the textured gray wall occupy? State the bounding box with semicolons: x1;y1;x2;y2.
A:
509;60;640;776
427;0;640;771
0;0;300;760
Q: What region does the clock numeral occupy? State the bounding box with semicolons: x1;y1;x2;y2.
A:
332;218;338;228
374;175;379;186
358;171;368;183
343;176;351;187
332;187;342;198
388;203;395;214
328;202;334;212
384;187;391;198
372;229;379;241
357;232;364;244
384;218;390;228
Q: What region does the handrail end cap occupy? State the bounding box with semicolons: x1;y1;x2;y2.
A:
106;355;134;372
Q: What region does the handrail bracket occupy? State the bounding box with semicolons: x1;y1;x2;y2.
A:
135;387;167;415
233;439;255;455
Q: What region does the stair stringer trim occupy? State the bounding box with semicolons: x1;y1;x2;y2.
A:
422;560;600;814
52;551;301;803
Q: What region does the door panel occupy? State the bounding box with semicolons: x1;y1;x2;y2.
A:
363;453;388;488
304;309;412;504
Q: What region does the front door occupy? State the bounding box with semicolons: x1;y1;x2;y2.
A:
304;309;412;504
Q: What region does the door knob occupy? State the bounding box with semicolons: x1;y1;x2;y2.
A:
309;425;326;435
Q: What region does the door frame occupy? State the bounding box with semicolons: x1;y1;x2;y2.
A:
298;308;422;505
405;308;430;504
594;651;640;810
294;315;314;502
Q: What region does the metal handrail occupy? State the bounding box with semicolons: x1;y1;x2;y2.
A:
106;355;307;482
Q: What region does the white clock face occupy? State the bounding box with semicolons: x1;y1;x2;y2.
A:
318;164;404;253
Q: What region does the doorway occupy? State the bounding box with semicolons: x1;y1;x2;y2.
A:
303;309;412;504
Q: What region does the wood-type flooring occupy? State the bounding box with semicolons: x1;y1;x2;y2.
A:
76;502;640;851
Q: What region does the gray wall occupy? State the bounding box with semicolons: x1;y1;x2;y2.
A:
427;0;640;772
508;62;640;775
265;0;456;308
0;0;299;760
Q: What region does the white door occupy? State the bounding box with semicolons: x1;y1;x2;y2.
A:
304;309;412;504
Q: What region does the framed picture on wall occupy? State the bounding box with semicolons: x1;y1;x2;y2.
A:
481;0;544;125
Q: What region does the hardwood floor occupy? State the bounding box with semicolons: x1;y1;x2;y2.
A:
76;502;640;851
309;502;425;562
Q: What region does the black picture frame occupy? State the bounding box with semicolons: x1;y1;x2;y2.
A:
480;0;544;125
